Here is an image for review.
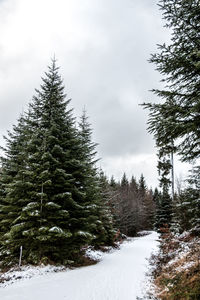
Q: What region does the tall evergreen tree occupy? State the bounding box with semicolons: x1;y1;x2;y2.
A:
185;166;200;233
172;166;200;234
142;0;200;163
141;0;200;232
0;115;29;263
97;171;116;245
110;175;117;188
138;174;146;197
78;110;115;246
0;59;113;266
154;146;173;231
118;173;135;235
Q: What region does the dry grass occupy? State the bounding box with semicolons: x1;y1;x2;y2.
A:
150;229;200;299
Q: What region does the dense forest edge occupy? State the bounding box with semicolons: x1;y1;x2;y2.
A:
142;0;200;299
0;0;200;299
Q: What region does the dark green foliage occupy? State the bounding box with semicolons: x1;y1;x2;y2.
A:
97;170;116;245
156;148;173;231
138;174;146;192
142;0;200;234
0;115;29;260
142;0;200;163
0;60;114;267
0;60;82;265
110;175;117;188
187;166;200;233
171;166;200;234
142;2;200;298
154;188;172;232
78;111;115;246
118;173;135;236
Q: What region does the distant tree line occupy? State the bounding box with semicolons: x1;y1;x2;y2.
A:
99;172;156;236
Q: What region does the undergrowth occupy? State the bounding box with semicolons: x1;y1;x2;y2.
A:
150;226;200;299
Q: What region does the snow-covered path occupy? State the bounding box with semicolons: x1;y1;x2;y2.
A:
0;231;159;300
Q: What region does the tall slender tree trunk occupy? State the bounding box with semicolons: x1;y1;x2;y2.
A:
171;146;175;202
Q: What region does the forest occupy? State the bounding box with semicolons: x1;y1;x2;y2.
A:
0;0;199;299
0;59;156;268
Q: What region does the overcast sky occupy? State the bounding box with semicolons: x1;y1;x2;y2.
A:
0;0;189;188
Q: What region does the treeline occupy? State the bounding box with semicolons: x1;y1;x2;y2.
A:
100;172;155;236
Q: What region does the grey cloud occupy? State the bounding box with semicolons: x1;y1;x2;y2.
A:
0;0;171;186
58;0;166;157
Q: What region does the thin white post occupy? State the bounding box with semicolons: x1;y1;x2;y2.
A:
19;246;23;268
40;182;44;227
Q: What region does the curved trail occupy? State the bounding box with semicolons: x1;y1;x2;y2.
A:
0;232;159;300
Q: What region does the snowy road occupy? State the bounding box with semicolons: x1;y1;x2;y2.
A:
0;231;159;300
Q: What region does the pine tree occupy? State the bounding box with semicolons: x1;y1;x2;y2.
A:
97;170;115;245
138;174;146;197
130;176;138;193
187;166;200;233
0;115;30;264
154;188;172;233
117;173;137;236
173;166;200;234
141;0;200;232
78;110;115;246
142;0;200;162
154;147;172;232
108;175;120;227
0;59;105;266
137;174;148;229
110;175;117;188
129;176;140;230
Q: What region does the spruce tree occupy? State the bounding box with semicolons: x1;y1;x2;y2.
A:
97;170;115;245
129;176;140;230
110;175;117;188
154;147;172;232
173;166;200;234
137;174;148;229
0;115;30;264
138;174;146;197
117;173;136;236
141;0;200;232
78;110;115;246
109;175;120;227
142;0;200;162
0;59;102;266
187;166;200;233
130;176;138;193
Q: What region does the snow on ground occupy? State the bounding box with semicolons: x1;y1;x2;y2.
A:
0;231;159;300
84;246;110;261
0;265;67;287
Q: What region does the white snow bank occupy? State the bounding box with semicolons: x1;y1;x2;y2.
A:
84;244;114;261
0;247;107;287
0;231;159;300
0;265;66;287
85;247;105;261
